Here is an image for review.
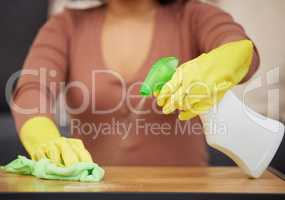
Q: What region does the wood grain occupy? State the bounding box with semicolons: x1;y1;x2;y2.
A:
0;167;284;193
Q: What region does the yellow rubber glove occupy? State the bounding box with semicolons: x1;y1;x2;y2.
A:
20;117;93;167
157;40;254;120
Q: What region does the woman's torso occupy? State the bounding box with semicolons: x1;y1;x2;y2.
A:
65;2;208;166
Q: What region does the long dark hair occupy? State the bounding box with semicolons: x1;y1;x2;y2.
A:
159;0;179;4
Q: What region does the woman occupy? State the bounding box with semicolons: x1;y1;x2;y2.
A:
11;0;259;166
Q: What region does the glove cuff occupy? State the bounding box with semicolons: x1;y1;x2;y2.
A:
20;117;61;156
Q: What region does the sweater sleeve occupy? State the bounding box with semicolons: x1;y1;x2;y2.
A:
11;10;73;132
189;0;260;82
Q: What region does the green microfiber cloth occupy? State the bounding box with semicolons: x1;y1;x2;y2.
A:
2;156;105;182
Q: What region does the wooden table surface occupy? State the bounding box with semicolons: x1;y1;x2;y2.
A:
0;167;284;193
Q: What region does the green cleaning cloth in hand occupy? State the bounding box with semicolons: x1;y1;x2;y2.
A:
3;156;105;182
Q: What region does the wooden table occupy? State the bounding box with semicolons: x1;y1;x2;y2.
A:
0;167;284;200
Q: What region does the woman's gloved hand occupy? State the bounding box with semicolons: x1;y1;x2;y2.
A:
157;40;254;120
20;117;93;167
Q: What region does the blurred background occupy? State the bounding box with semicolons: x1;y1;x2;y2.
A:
0;0;284;173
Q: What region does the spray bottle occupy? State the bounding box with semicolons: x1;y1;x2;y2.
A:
140;56;284;178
